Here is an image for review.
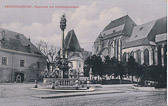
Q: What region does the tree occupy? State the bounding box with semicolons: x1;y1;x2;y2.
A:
36;40;59;71
103;56;113;76
126;56;139;82
111;57;119;78
84;54;103;77
115;61;126;81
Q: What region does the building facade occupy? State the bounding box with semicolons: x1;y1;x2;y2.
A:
0;28;47;83
93;15;167;66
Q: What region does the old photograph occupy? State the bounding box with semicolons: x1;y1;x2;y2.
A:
0;0;167;106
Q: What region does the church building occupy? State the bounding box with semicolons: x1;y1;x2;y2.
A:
93;15;167;66
64;30;91;77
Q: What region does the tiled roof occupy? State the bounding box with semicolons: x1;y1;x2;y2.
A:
124;16;167;49
64;30;82;52
123;38;150;48
155;33;167;43
0;28;43;56
128;20;156;42
95;15;136;44
103;15;128;31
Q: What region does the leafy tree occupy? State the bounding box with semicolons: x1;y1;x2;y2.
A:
103;56;113;76
126;56;139;82
115;61;126;80
84;54;103;76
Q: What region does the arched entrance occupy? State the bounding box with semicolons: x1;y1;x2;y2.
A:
15;73;24;83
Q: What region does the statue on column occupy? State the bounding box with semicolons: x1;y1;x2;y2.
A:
60;14;67;31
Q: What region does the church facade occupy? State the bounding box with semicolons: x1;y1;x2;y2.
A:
93;15;167;66
64;30;91;77
0;28;47;83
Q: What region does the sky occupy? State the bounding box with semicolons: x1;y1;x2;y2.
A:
0;0;167;51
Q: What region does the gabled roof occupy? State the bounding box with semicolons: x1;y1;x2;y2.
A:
64;30;82;52
0;28;43;56
95;15;136;43
103;15;129;31
123;16;167;48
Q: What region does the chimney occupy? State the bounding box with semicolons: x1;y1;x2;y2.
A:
28;36;31;41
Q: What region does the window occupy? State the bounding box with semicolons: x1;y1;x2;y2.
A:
2;57;7;65
79;62;81;68
20;60;25;67
139;27;143;30
135;35;138;38
37;62;41;68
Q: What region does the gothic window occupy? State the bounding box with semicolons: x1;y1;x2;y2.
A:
123;52;126;63
144;49;149;65
79;62;81;68
164;44;167;66
116;40;119;59
152;49;155;65
130;51;134;57
114;39;117;58
137;50;141;64
157;45;162;66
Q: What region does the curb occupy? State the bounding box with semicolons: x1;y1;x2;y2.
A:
30;87;95;92
132;86;167;91
32;90;124;99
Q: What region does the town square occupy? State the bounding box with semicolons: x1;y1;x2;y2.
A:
0;0;167;106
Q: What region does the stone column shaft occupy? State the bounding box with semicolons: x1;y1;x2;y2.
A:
61;30;65;58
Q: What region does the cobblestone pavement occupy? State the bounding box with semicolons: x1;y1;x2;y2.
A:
0;83;166;106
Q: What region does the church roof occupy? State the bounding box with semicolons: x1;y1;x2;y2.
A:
0;28;44;56
94;15;136;42
103;15;129;31
64;30;82;52
123;16;167;48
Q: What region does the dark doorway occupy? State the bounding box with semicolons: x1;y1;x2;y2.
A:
15;72;24;83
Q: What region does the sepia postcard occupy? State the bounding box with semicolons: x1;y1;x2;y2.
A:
0;0;167;106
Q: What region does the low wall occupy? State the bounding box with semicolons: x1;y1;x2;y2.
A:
43;78;76;86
